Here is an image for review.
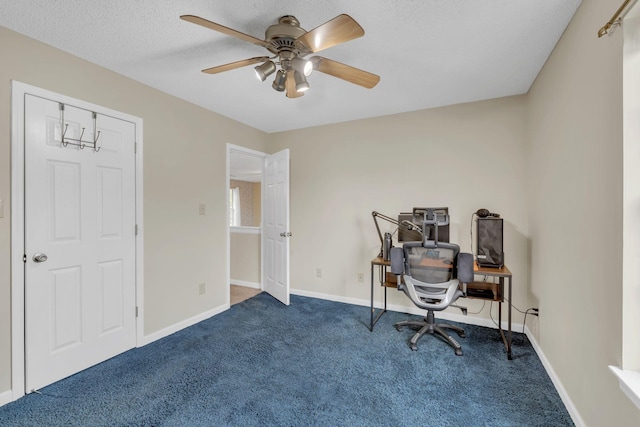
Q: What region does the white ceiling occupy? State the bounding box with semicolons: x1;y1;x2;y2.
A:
0;0;581;133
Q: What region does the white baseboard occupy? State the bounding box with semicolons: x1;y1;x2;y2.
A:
141;303;229;346
524;326;586;427
291;288;524;332
0;389;13;407
230;280;261;290
291;288;373;308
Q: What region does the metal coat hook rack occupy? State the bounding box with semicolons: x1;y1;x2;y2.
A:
59;103;102;152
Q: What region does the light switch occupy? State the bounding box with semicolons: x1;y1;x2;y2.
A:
199;204;206;215
0;198;3;218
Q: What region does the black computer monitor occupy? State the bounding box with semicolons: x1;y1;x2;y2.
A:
398;207;449;243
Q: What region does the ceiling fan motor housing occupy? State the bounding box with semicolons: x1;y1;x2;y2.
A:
265;16;309;57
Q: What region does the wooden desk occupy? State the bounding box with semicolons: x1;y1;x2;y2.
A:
370;257;514;360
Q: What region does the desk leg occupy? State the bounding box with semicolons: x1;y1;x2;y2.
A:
498;278;503;343
370;263;388;331
383;265;388;312
507;276;512;360
497;277;513;360
370;262;374;331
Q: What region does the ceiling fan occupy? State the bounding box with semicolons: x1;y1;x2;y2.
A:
180;14;380;98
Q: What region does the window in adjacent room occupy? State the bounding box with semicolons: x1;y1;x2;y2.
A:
229;187;241;227
229;179;261;227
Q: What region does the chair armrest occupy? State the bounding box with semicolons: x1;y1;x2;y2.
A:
457;252;474;284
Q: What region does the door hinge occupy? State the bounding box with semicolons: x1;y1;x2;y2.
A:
135;224;138;236
134;142;138;153
23;254;27;263
135;306;139;318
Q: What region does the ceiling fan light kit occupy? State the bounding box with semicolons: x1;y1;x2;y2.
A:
272;70;287;92
291;56;313;77
293;71;310;92
180;13;380;98
254;60;276;81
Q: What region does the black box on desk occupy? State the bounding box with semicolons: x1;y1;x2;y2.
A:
476;217;503;268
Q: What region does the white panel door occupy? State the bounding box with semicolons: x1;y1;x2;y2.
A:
263;149;290;305
24;95;136;392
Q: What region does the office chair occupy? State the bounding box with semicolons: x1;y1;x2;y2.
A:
390;240;473;356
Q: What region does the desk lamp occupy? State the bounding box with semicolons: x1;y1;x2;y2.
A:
371;211;422;260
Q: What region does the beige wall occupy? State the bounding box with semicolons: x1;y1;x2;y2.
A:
267;96;531;319
0;26;266;394
230;232;261;284
526;0;637;425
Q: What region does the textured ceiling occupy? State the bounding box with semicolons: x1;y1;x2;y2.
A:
0;0;581;133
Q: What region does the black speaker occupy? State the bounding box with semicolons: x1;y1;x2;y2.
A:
476;217;503;268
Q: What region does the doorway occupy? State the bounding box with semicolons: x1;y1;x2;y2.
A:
10;82;144;399
226;144;291;306
228;146;264;303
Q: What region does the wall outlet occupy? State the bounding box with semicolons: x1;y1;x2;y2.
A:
199;204;206;215
316;268;322;278
198;283;206;295
358;273;364;282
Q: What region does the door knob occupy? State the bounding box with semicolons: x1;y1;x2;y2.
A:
32;253;48;263
279;232;292;238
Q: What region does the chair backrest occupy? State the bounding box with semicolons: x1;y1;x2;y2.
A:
403;241;460;284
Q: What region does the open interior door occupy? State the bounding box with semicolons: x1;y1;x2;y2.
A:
263;149;290;305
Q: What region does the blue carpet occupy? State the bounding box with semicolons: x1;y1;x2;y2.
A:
0;293;573;426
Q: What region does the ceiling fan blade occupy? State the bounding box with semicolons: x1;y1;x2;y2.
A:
181;15;269;48
202;56;270;74
297;14;364;53
286;72;304;98
311;56;380;89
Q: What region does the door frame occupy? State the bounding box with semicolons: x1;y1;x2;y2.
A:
226;143;266;304
10;81;144;400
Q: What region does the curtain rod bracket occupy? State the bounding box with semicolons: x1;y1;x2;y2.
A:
598;0;637;38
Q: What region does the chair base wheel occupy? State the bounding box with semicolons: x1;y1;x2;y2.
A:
396;315;465;355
